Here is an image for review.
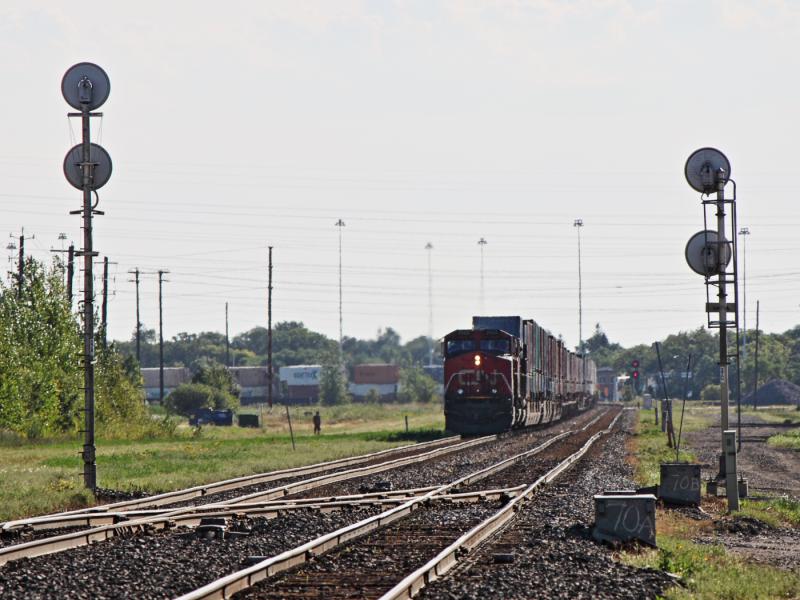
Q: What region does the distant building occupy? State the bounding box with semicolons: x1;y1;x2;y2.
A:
141;367;191;402
596;367;619;402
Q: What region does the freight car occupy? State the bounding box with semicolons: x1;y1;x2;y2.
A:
443;316;597;434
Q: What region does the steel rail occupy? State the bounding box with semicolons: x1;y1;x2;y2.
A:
173;414;610;600
0;434;494;565
1;435;462;531
380;408;624;600
3;485;528;533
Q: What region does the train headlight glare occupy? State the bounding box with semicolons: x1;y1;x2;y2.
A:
457;388;464;395
491;388;497;394
474;354;481;366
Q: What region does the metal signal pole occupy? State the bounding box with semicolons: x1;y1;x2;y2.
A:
335;219;345;351
478;238;487;312
17;234;24;299
268;246;274;408
158;270;169;403
574;219;585;394
67;245;74;308
425;242;434;366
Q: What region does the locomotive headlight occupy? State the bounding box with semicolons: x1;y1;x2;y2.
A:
457;388;464;395
473;354;481;366
491;388;497;394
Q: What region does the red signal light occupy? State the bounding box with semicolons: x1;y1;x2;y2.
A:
633;370;640;380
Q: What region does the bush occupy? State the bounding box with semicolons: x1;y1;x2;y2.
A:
164;383;237;416
701;384;721;401
191;360;240;398
320;358;349;405
399;367;439;403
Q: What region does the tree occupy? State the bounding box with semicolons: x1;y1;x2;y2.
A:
191;359;240;398
320;357;349;405
165;383;215;416
365;388;381;404
399;367;439;403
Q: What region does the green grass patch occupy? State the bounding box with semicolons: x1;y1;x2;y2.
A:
622;535;800;599
738;498;800;528
629;407;707;486
767;429;800;451
0;402;445;522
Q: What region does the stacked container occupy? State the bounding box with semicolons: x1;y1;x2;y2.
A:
350;364;400;401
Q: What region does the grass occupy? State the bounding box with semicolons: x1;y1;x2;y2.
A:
0;401;445;522
767;429;800;451
628;406;708;487
623;535;800;600
622;405;800;599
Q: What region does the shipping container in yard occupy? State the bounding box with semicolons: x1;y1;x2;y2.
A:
286;384;320;402
349;382;398;400
353;364;400;384
279;365;322;386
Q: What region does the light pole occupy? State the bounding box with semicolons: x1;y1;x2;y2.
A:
478;237;487;312
425;242;434;365
739;227;750;360
574;219;585;394
335;219;346;352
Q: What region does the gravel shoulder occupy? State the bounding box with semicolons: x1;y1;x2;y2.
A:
417;410;675;600
685;412;800;498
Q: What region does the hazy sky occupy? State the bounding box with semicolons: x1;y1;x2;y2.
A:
2;1;799;350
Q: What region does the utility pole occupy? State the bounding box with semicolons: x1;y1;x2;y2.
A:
50;238;75;307
335;219;345;352
425;242;434;365
225;302;231;367
12;229;34;299
574;219;585;395
128;268;141;362
158;270;169;403
752;300;760;410
268;246;274;408
478;237;487;312
101;256;109;348
739;227;750;360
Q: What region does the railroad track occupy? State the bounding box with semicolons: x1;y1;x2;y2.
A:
0;406;612;597
173;407;620;600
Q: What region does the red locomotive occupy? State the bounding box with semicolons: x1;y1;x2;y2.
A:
443;316;596;434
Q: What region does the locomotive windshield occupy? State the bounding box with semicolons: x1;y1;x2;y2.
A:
446;339;476;356
479;339;510;354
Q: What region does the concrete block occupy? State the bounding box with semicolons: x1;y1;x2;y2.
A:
659;463;701;506
593;493;656;546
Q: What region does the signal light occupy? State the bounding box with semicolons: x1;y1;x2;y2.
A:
632;359;640;369
474;354;481;366
633;370;640;380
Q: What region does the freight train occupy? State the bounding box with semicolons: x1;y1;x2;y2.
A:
443;316;597;434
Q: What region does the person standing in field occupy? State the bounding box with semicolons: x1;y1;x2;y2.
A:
313;411;321;435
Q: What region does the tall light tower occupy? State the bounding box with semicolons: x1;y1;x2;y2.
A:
335;219;346;351
425;242;434;365
739;227;750;360
574;219;585;393
478;237;487;312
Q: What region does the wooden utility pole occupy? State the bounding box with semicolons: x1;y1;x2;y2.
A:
158;270;169;403
225;301;231;367
268;246;274;408
752;300;760;410
101;256;109;347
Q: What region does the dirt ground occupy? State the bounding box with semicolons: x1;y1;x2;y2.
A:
685;412;800;499
683;411;800;569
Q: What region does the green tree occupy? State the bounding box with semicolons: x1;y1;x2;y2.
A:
191;359;241;398
320;357;349;405
398;367;439;403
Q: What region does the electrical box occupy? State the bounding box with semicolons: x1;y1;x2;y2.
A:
659;463;701;506
593;492;656;546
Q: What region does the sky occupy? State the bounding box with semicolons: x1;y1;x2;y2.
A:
2;1;799;350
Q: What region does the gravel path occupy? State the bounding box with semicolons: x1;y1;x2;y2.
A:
417;410;675;600
0;507;381;599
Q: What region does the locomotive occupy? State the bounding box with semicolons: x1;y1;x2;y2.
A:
443;316;597;434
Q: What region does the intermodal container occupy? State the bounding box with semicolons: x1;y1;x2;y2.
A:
353;364;400;385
